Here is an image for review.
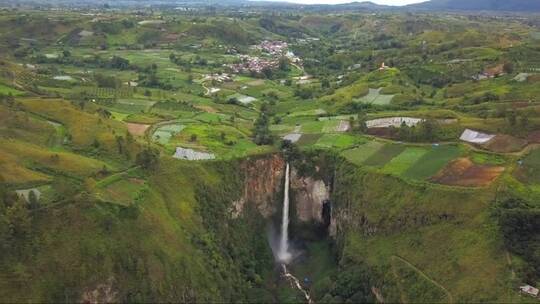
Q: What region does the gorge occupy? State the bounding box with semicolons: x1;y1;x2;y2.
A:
0;151;525;303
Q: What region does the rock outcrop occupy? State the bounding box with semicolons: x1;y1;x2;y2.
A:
231;154;286;218
231;155;332;225
291;168;330;223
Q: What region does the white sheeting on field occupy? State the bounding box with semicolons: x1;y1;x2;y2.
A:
335;120;351;132
173;148;215;160
283;133;302;143
459;129;495;144
16;188;41;202
366;117;423;128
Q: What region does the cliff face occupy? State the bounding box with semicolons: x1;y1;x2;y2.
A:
291;168;330;223
329;162;513;303
231;154;331;224
231;154;286;218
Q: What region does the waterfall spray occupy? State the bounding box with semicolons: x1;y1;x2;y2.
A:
278;163;292;263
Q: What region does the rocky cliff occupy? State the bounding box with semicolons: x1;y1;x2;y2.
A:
231;154;286;218
231;154;332;224
291;167;330;223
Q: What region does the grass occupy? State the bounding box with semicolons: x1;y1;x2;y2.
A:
0;83;25;96
363;144;406;167
95;177;146;206
314;133;361;150
402;145;462;180
0;150;51;184
515;148;540;185
297;134;322;146
336;166;513;303
20;98;126;151
391;255;452;303
381;147;429;176
0;138;110;178
341;141;385;166
356;88;394;105
300;121;325;134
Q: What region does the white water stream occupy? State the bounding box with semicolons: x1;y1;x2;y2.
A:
278;163;313;304
278;163;292;263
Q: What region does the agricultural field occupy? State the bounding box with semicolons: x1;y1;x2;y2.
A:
1;6;540;304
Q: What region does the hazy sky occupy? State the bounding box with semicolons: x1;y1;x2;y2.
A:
278;0;429;5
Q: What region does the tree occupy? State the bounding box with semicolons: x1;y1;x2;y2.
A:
5;198;31;240
503;62;515;74
135;148;159;171
110;56;130;70
419;118;437;141
262;67;273;79
227;97;239;105
27;190;39;210
278;57;290;71
253;109;273;146
507;110;517;127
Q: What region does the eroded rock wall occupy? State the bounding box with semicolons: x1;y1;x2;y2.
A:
231;154;286;218
231;155;332;224
291;168;330;223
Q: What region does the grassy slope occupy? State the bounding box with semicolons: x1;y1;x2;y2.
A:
333;160;518;303
0;157;273;303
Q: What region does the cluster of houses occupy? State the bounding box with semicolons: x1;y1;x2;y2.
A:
202;73;233;83
227;55;278;74
472;64;505;81
226;40;303;74
254;40;289;56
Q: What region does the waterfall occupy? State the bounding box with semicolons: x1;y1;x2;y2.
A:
278;163;292;263
277;163;314;303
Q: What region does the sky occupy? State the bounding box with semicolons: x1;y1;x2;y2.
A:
275;0;429;5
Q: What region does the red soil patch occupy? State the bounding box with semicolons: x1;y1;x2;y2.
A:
527;130;540;143
511;101;532;109
126;123;150;136
366;127;398;139
431;158;504;187
482;135;527;153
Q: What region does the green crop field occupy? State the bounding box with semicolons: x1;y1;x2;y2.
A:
0;8;538;304
381;147;430;176
356;88;395;105
402;145;463;180
0;83;25;96
153;123;185;144
363;143;406;167
341;141;385;166
314;133;360;150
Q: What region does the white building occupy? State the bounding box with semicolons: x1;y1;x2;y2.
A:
520;285;539;297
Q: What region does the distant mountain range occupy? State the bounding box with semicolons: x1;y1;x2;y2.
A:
3;0;540;12
408;0;540;12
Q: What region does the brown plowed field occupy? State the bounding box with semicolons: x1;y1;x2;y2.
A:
126;123;150;136
527;130;540;143
366;127;398;139
430;158;504;187
482;135;527;153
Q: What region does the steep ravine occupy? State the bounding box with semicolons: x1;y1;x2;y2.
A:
233;153;516;303
0;153;515;303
